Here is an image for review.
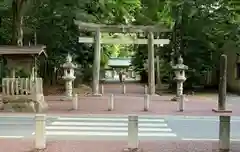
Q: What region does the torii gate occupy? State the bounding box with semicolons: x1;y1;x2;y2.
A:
74;20;171;95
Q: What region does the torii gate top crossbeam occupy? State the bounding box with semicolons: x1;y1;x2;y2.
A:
74;20;171;33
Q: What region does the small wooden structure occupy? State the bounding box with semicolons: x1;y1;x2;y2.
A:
0;46;48;112
0;45;46;94
0;45;47;78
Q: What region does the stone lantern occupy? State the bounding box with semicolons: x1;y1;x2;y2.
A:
171;56;188;101
62;54;77;99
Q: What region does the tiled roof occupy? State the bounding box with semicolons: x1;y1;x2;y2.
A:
0;45;47;56
108;58;131;67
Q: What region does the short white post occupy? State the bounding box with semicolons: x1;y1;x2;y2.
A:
144;94;150;111
179;94;184;112
122;83;126;94
101;84;104;94
108;94;114;111
219;116;231;151
35;114;46;149
128;115;139;149
72;94;78;110
144;85;147;94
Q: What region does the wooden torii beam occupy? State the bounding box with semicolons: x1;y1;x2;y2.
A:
74;20;171;33
75;21;171;95
78;37;170;45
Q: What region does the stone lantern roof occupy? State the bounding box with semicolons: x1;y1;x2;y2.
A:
62;54;77;69
62;62;77;69
172;56;188;70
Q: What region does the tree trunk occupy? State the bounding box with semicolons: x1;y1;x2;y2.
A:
11;0;17;45
11;0;24;46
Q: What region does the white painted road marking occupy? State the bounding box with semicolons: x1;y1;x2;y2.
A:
57;117;165;122
45;131;177;137
182;138;240;141
51;121;168;127
46;126;172;132
32;116;177;137
172;119;240;122
0;136;23;139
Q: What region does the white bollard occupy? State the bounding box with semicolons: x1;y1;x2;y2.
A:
72;94;78;110
179;94;184;112
128;115;139;149
35;114;46;149
144;85;147;94
108;94;114;111
122;84;126;94
144;94;150;111
101;84;104;94
219;116;231;151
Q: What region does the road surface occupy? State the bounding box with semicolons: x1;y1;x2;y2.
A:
0;115;240;141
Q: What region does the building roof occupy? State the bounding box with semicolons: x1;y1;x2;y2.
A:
0;45;47;56
108;58;131;67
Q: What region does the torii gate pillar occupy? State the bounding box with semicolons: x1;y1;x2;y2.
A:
92;28;101;96
148;32;155;95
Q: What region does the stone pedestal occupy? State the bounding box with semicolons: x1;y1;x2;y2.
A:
171;80;184;101
65;78;73;97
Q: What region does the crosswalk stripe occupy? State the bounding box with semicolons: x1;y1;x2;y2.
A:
51;122;168;127
0;136;23;138
57;117;165;122
46;126;172;132
36;116;177;138
45;131;177;137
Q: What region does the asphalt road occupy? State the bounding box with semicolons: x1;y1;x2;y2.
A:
0;115;240;141
166;116;240;141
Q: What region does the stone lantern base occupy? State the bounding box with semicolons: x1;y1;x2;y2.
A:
60;96;73;101
212;108;232;113
170;95;189;102
92;93;103;97
171;96;179;102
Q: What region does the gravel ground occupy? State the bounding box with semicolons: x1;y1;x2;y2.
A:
1;139;240;152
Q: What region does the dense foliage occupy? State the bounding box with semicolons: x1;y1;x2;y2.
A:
0;0;240;87
132;0;240;87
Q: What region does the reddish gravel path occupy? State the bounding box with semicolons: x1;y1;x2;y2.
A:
1;94;238;116
1;139;240;152
41;94;239;116
1;83;239;116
